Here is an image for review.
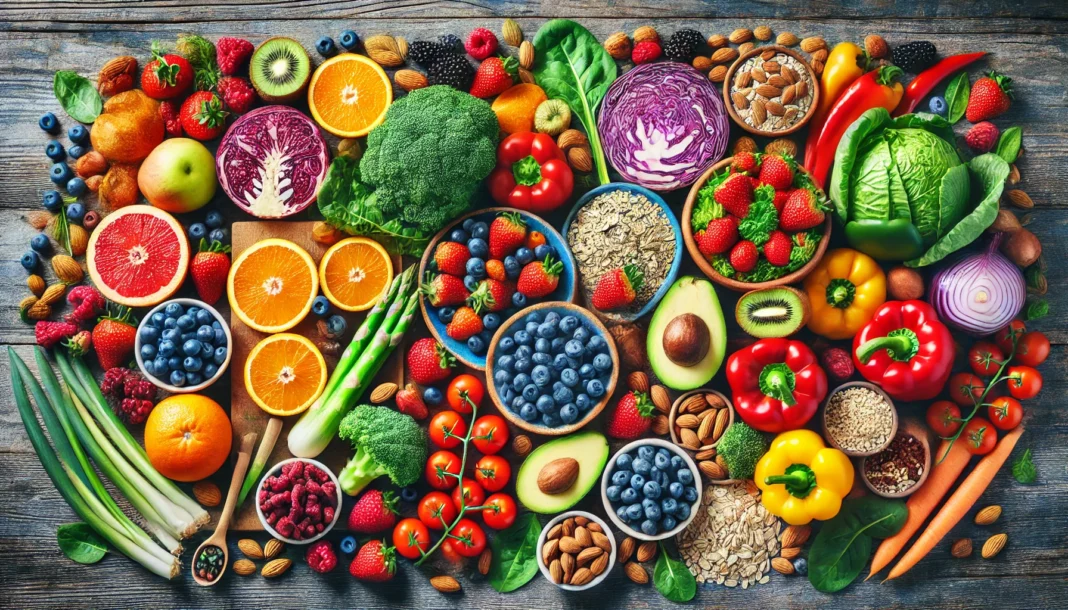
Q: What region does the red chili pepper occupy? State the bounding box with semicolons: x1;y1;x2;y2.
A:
726;338;828;433
893;52;987;116
852;300;955;402
487;132;574;214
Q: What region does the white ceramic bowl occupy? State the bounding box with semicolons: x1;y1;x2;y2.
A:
134;298;232;393
255;458;343;545
535;511;616;591
601;438;703;541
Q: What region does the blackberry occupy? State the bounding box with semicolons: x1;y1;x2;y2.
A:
428;53;475;90
663;28;705;62
892;41;937;73
437;34;463;52
408;39;447;69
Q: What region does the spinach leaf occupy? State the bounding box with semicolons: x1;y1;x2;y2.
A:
995;126;1022;164
57;523;107;564
488;513;541;593
808;497;907;593
533;19;617;185
53;71;102;124
653;543;696;602
944;72;970;124
1012;448;1037;484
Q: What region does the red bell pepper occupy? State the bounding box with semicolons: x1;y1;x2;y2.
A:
487;132;574;213
894;52;987;116
852;300;955;401
726;338;828;433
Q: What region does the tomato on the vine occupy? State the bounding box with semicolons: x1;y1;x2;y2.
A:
961;417;997;456
450;518;486;557
425;450;461;490
1006;365;1043;400
947;372;985;407
994;320;1027;356
452;478;486;512
429;410;467;449
988;396;1023;431
471;414;509;455
482;493;518;530
392;518;430;560
474;454;511;492
440;539;464;564
417;491;457;530
968;341;1005;377
446;374;484;414
926;400;962;437
1013;332;1050;367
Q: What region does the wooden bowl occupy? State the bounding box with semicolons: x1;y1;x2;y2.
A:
668;389;735;452
722;45;820;138
682;157;832;292
485;301;619;436
821;381;899;458
417;207;578;371
860;418;932;499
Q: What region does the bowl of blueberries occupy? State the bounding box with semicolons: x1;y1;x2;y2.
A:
134;298;232;393
486;301;618;436
418;207;578;370
601;438;703;541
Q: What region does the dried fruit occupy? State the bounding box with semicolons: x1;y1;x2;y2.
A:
772;556;795;574
238;538;265;559
76;150;109;178
865;34;889;59
232;559;257;576
604;32;632;60
512;434;532;457
264;539;284;560
733;136;759;154
633;26;659;44
765;138;798;157
951;538;973;558
502;19;523;46
98;56;138;97
624;561;649;584
52;256;83;285
311;221;342;246
394;69;428;92
981;533;1007;559
85;175;103;192
636;540;657;563
431;574;461;592
261;558;292;578
98;164;140;209
193;481;222;507
369;382;398;404
974;505;1002;525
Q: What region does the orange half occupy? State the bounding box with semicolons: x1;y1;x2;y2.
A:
318;237;393;312
244;333;327;416
308;53;392;138
227;238;318;333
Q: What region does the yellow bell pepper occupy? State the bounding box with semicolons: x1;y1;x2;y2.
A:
803;248;886;340
755;430;854;525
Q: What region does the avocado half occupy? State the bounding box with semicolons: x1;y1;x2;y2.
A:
647;276;727;390
516;431;609;514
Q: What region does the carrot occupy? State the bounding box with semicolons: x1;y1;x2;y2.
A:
866;439;971;579
885;425;1024;581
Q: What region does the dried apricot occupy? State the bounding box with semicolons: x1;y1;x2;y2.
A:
90;90;164;163
99;164;140;209
76;150;109;178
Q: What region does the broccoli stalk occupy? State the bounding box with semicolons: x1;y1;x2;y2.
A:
338;446;391;497
337;405;427;496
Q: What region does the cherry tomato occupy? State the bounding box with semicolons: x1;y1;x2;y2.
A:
471;414;509;455
482;493;518;530
988;396;1023;431
449;518;486;557
417;491;458;530
474;455;511;492
1013;332;1050;367
425;450;462;490
994;320;1027;356
947;372;985;407
452;478;486;512
1007;365;1043;400
961;417;997;456
429;410;467;449
968;341;1005;377
440;538;464;564
392;518;430;560
925;400;962;437
447;374;484;414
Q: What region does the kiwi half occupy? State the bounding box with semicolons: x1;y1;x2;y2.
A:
250;37;311;103
735;286;811;338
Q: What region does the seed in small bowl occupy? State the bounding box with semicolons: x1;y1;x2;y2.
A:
822;382;897;456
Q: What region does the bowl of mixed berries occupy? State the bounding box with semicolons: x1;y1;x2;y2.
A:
418;208;578;370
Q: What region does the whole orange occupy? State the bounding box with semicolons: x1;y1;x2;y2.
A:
144;394;232;482
491;84;548;134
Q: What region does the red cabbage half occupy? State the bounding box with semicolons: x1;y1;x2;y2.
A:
217;105;330;219
598;62;729;191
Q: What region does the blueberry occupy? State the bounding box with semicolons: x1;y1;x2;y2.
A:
643;480;661;500
50;162;73;185
503;256;521;279
668;481;684;499
66;202;85;222
140;326;161;344
662;496;679;515
449;228;470;243
163;327;183;343
496;353;516;372
150;355;168;373
28;233;50;253
643;498;662;520
194;326;212;344
537;323;557;339
310;295;330;317
587;335;607;353
523;321;539;337
511;292;527;308
183;356;203;372
67;147;87;162
630;474;647;491
675;502;691;521
467;238;488;259
541;413;561;427
511;395;525;410
555;315;576;334
928;95;948;116
586;379;605;398
500;386;516;404
188;223;208;241
620;487;639;504
165;302;184;317
658;470;670;488
492;370;512;389
513;330;532;346
677;468;694;486
514;358;532;374
45;140;65;161
577;364;595;380
653;452;671;471
551;353;570;371
682;487;698;504
592;353;613;373
532;352;552;367
535;395;555;415
533;337;550;354
180;315;199;331
423;386;443;406
498;335;518;354
611;468;631;486
208;228;229;245
463;268;483;286
39;112;59;134
515;247;534;265
559;403;579;423
42;190;63;212
168;356;182;371
196;309;213;326
606;484;622;502
178;339;201;358
20;251;39;271
169;370;187;386
338;534;359;555
149;312;167;328
563;339;583;358
670;455;683;472
552;385;573;405
466;334;486;353
470;221;489;239
156;339;175;358
572;326;590;343
661;515;677;531
139;343;157;361
143;360;156;376
534;244;554;260
575;393;591;410
203;210;224;229
512;373;531;392
616;504;630;521
68;124;89;144
339;30;360;51
792;558;808;576
316;36;337;57
560;368;579;387
626;504;644;522
519;403;538;421
203;363;219;379
640;520;659;536
187;372;204;386
481;312;500;331
325;314;347;337
531;365;552;387
649;467;661;484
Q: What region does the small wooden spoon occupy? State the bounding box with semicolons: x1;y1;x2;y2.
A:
192;432;257;586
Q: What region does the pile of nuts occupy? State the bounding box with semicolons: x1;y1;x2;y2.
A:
541;515;614;587
232;538;289;578
618;537;660;585
729;48;814;133
671;390;732;451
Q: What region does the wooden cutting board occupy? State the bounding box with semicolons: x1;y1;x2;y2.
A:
229;221;404;530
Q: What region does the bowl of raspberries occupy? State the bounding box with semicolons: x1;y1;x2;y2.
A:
418;207;578;370
256;458;342;544
134;298;231;393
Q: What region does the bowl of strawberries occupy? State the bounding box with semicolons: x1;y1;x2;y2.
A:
418;207;578;370
682;153;832;292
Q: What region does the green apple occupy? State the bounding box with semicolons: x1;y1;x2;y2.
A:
138;138;217;213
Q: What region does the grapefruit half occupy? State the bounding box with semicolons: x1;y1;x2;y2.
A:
87;206;190;307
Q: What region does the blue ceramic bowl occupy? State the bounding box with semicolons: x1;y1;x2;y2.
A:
418;208;578;370
562;183;683;323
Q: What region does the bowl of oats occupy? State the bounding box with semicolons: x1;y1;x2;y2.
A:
563;183;683;324
722;45;819;138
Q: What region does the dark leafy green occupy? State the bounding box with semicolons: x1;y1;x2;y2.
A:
808;497;907;593
488;513;541;593
53;71;102;124
1012;448;1037;484
943;72;970;124
653;543;696;602
1025;299;1048;321
996;126;1022;164
57;523;107;564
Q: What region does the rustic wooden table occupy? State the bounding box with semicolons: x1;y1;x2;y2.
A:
1;1;1067;608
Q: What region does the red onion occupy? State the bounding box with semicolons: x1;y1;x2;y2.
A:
928;236;1025;335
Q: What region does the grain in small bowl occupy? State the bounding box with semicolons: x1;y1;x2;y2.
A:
536;511;616;590
821;381;898;457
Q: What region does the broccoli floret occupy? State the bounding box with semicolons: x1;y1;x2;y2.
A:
337;405;427;496
717;422;767;479
360;85;499;234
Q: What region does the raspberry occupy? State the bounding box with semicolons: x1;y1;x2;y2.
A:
965;121;1000;153
306;541;338;573
632;41;662;64
216;37;254;76
124;375;156;401
119;398;154;425
464;27;498;60
101;367;132;398
217;76;255;114
65;285;105;325
160;100;182;137
820;347;855;383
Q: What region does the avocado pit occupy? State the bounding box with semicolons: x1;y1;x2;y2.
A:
662;313;710;367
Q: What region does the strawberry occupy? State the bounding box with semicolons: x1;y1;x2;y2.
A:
772;189;790;212
347;490;399;534
406;337;455;385
421;273;469;307
764;230;792;266
159;100;183;137
966;71;1013;123
632;41;662;64
468;278;513;313
517;255;563;298
489;212;527;259
470;56;517;98
779;188;825;232
395;383;429;420
140;42;194;100
965;121;1000;153
35;320;79;349
757;153;795;190
349;540;396;582
446;306;483;341
729;240;759;273
591;265;644;311
605;391;654;439
714;172;754;218
698;216;739;256
217;76;255;114
62;330;92;357
216;37;254;75
179;91;228;141
485;259;507;281
464;27;499;60
433;241;470;276
731;151;761;175
93;307;137;370
190;238;231;305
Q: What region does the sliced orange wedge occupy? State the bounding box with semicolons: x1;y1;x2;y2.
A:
244;333;327;416
308;53;392;138
228;238;318;333
318;237;393;312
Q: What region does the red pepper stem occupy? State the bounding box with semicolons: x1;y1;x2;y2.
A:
856;328;919;363
875;65;903;86
512;155;542;187
758;363;797;407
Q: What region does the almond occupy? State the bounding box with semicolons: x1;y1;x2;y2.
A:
981;533;1007;559
238;539;264;560
650;385;671;414
709;65;728;83
627;371;650;393
431;575;462;592
636;540;657;563
681;394;706;414
697;413;715;442
951;538;973;558
781;85;797;105
732;92;750;110
1008;164;1021;185
810;48;829;62
575;526;592;548
98;55;138;96
693;56;713;72
738;42;755;55
772;557;795;575
577;546;603;565
557;128;588;151
974;505;1003;525
263;539;284;560
754;25;773;41
800;36;826;53
811;59;825;76
699;460;726;479
735;71;753;88
542;538;560;563
538;458;579;494
364;35;404;67
865;34;889;59
518;67;536;84
590;552;609;576
695;448;717;461
502;18;523;46
1006;189;1034;209
562;518;575;537
39;283;66;306
766;138;798;158
604;32;632;60
561;551;574;582
780;546;801;559
519;40;535;70
475;548;492;575
586;521;603;534
766;74;788;88
624;561;649;584
651;414;670;436
766;101;786;117
395;36;409;59
755;84;783;98
27;275;46;297
733;136;758;154
782;524;811;548
751;68;767;83
369;382;398;404
711;47;738;65
52;255;83;285
633;26;659;44
794;81;809;99
729;28;753;44
549;558;564;583
591;531;612;553
763;61;781;74
512;434;533;457
26;300;51;321
76;150;109;178
707;34;728;48
782;66;800;84
751;99;767;126
679;428;701;450
394;69;428;92
547;523;563;540
559;536;583;554
762;48;777;61
261;558;292;578
712;408;730;442
776;32;799;46
569;567;594;586
567;147;593;173
232;558;257;576
676;413;701;429
574;516;589;527
618;537;636;563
